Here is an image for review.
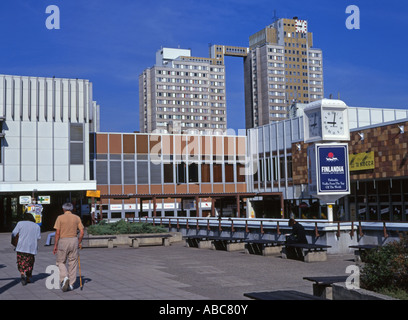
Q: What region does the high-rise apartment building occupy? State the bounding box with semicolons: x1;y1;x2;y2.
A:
139;17;323;132
244;17;324;128
139;48;229;134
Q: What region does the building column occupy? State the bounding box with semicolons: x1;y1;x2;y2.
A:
195;195;200;217
153;196;157;217
236;195;240;218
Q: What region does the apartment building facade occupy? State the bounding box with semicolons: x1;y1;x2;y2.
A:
244;17;324;128
139;48;228;134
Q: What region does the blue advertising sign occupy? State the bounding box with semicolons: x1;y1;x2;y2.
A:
316;144;350;194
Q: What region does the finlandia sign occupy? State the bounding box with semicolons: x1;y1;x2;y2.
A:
308;143;350;201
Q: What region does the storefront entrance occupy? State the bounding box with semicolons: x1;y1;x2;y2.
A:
349;179;408;222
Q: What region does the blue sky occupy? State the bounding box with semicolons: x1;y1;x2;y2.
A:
0;0;407;133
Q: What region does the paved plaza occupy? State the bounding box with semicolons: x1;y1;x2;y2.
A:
0;231;355;301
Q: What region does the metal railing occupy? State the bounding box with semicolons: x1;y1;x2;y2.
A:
126;216;408;239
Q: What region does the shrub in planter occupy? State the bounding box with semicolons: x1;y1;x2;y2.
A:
87;219;168;235
360;233;408;297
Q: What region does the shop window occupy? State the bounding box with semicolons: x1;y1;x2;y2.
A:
177;162;186;184
272;157;278;181
137;161;148;184
110;162;122;185
236;164;246;182
259;159;264;182
188;163;198;183
213;164;222;183
150;162;161;184
201;164;211;183
279;156;285;179
96;161;108;185
225;164;234;182
123;161;135;185
164;164;173;183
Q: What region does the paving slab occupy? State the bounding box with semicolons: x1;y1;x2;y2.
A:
0;231;356;301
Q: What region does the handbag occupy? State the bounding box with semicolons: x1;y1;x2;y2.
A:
11;233;19;247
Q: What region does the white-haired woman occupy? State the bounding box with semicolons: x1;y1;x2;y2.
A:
11;212;41;285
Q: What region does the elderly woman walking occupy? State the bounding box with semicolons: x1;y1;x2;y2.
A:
11;213;41;285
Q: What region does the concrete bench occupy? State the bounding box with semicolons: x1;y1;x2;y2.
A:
184;235;246;251
349;244;380;262
83;236;117;248
183;235;212;249
244;290;327;300
303;276;348;299
283;243;331;262
210;236;246;252
244;239;285;256
129;234;172;248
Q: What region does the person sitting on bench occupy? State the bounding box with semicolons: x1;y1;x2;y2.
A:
286;219;308;259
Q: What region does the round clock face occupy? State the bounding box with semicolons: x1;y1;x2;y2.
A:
308;111;321;137
323;110;344;136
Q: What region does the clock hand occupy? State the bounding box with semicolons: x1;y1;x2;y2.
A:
332;113;336;126
311;114;317;127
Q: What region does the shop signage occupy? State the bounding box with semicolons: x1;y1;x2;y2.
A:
37;196;51;204
349;151;374;171
19;196;32;204
308;143;350;196
317;144;350;194
86;190;101;198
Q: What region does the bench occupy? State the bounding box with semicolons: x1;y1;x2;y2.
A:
244;290;327;300
183;235;213;249
303;276;348;299
283;243;331;262
183;235;246;251
183;235;245;251
129;234;172;248
211;236;246;252
349;244;380;262
82;236;117;248
244;239;285;256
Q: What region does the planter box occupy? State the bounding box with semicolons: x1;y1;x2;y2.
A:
85;232;182;247
332;283;399;300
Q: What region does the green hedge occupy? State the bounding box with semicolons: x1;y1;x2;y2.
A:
360;233;408;299
87;219;168;235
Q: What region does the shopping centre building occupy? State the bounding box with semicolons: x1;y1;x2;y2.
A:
0;74;98;230
248;105;408;221
0;73;407;231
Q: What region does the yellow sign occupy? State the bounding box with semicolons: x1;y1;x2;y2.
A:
349;151;375;171
34;214;42;224
86;190;101;198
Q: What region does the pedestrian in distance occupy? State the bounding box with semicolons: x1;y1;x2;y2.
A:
287;218;308;244
285;218;308;260
53;202;84;292
91;204;100;225
11;212;41;286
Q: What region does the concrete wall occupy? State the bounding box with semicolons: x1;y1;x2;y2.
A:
0;74;97;192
